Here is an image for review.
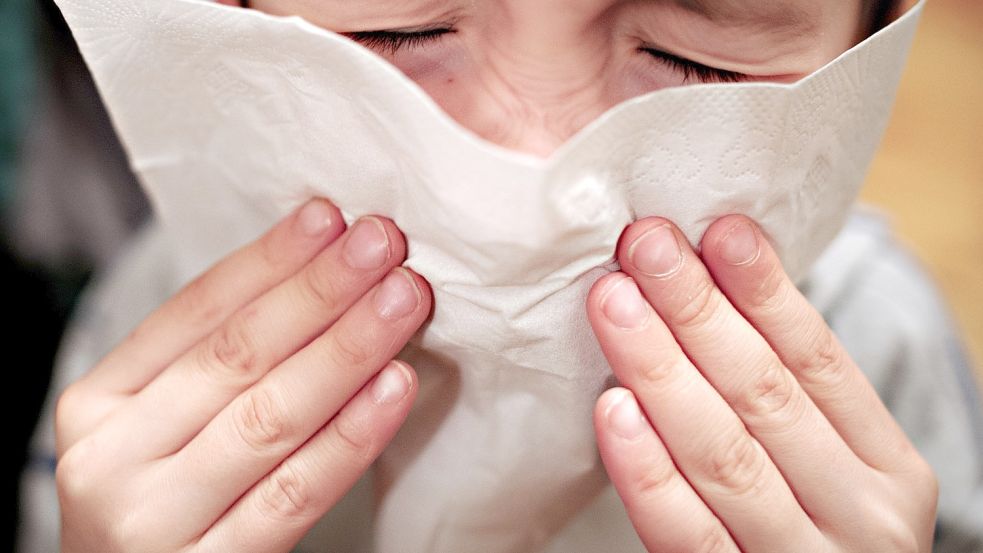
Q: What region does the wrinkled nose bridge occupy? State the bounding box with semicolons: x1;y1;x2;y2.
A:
466;63;614;157
401;1;620;156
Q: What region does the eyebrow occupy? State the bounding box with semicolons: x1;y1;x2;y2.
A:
671;0;812;30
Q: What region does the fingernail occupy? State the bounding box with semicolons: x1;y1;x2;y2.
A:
298;199;335;237
372;361;413;404
344;218;391;270
719;221;760;266
373;268;421;320
629;225;682;278
601;277;650;330
605;389;648;440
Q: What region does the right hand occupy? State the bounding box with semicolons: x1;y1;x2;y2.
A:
54;198;432;552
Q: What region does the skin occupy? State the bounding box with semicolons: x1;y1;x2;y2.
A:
56;1;935;552
235;0;865;156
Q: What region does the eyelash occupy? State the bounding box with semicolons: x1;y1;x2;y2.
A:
346;28;456;56
640;47;748;83
348;29;748;83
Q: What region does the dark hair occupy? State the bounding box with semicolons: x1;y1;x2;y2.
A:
863;0;898;37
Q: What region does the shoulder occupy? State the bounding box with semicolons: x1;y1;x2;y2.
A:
802;207;970;386
805;208;983;551
804;207;942;328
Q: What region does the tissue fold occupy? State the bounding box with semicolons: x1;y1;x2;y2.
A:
54;0;922;551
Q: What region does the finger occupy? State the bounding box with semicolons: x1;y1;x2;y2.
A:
595;388;741;553
156;268;430;534
700;215;917;472
587;273;827;553
81;199;346;396
97;216;407;460
56;200;346;452
618;218;870;520
191;361;418;553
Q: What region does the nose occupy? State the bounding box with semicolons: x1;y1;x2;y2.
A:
429;56;619;158
401;13;624;157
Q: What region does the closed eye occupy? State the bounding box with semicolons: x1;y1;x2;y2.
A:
640;47;749;83
346;27;748;84
346;27;456;55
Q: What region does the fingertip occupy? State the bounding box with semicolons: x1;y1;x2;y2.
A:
587;272;629;310
702;215;764;268
370;360;417;406
594;387;622;444
616;217;675;260
296;198;345;239
587;272;654;334
396;267;435;316
389;359;419;391
373;217;410;264
596;387;649;442
595;387;630;420
701;218;793;298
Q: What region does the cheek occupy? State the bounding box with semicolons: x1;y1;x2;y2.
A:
389;44;470;82
389;45;480;126
611;56;689;101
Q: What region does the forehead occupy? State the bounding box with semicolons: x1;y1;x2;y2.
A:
675;0;814;29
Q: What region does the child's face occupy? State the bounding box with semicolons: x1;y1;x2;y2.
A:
224;0;868;155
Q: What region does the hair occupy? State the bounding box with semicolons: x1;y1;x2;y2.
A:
862;0;898;37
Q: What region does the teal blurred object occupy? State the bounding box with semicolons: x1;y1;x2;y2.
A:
0;0;37;212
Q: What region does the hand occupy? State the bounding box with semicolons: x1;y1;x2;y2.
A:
587;216;938;552
55;199;432;553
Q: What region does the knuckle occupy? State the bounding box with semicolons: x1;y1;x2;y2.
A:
631;459;677;499
862;503;921;553
882;531;921;553
55;446;92;504
738;366;803;424
703;432;767;497
107;512;144;551
328;331;378;369
637;355;686;387
328;410;376;464
297;259;345;311
201;318;262;382
795;330;844;384
257;466;312;521
694;528;733;553
54;384;88;439
233;388;289;453
907;455;939;503
748;262;791;312
55;434;112;506
921;464;940;503
669;278;722;330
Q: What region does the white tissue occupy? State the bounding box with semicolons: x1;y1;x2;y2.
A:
55;0;922;551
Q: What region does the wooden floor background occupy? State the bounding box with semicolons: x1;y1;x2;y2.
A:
862;0;983;381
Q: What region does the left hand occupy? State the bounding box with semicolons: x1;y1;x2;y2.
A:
586;216;938;553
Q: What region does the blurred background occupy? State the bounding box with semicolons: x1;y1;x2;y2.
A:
1;0;980;550
862;0;983;371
